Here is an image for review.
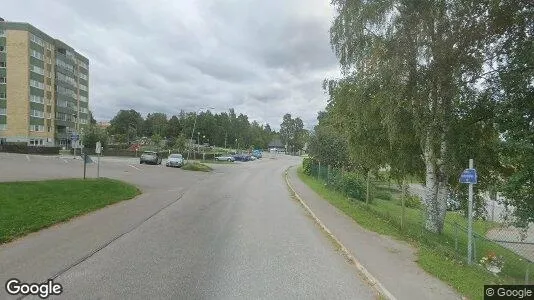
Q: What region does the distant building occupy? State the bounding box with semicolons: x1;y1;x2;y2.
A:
268;138;285;150
0;19;90;147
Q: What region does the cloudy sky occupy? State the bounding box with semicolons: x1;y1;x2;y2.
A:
3;0;341;130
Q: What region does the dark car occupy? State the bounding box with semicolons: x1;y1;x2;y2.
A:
233;154;251;162
140;151;162;165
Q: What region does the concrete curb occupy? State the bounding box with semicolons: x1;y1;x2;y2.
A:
284;167;397;300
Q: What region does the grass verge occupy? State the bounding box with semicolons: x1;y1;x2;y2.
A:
0;178;140;244
183;162;213;172
296;167;527;300
199;160;235;165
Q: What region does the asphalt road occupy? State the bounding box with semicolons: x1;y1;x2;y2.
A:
0;153;376;299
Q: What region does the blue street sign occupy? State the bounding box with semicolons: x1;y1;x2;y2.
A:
71;134;79;141
459;168;477;184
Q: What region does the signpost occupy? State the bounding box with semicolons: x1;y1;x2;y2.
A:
95;141;102;178
459;159;477;265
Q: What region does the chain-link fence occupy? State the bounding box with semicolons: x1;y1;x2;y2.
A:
304;160;533;285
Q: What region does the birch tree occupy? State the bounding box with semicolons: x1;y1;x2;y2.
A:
329;0;501;233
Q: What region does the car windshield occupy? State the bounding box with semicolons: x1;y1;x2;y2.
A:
169;154;182;158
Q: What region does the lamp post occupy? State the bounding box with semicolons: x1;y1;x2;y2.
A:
187;107;214;162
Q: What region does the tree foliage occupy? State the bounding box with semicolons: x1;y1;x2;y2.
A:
325;0;532;233
279;113;308;154
106;108;277;150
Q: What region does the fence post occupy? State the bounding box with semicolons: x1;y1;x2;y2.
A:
454;222;458;252
401;178;406;230
472;235;477;264
366;169;371;204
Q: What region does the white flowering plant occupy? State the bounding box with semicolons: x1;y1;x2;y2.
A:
480;252;504;273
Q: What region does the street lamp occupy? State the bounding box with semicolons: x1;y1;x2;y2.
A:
187;106;214;162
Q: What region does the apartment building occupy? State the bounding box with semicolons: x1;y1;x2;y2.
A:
0;18;90;147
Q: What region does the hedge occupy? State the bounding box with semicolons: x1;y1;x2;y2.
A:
0;144;61;155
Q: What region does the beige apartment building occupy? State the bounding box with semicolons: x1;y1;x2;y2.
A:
0;17;89;147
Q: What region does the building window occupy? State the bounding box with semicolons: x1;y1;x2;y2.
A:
0;124;6;130
0;108;6;115
80;95;88;102
0;30;5;37
29;139;44;146
57;100;68;108
30;34;45;47
0;92;5;99
30;79;44;89
0;77;6;84
30;94;45;104
79;73;88;80
0;62;5;68
30;109;45;118
30;65;45;75
31;49;44;61
56;59;74;73
0;46;4;52
56;85;76;97
30;125;45;132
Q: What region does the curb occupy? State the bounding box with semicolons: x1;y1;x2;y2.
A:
284;167;397;300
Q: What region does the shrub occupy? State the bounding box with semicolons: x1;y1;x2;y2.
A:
302;157;313;175
326;171;368;201
183;162;212;172
375;189;393;201
403;195;422;209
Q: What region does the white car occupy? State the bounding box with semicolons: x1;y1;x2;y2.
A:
166;154;184;167
215;155;235;162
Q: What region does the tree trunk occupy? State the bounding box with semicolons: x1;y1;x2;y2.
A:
423;131;449;234
423;132;440;233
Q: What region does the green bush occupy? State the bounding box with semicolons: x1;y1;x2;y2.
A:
327;171;368;201
302;157;313;175
183;162;213;172
404;195;422;209
375;189;393;201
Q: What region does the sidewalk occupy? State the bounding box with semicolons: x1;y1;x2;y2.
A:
287;167;462;300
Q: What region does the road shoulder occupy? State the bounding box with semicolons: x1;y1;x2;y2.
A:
287;166;462;300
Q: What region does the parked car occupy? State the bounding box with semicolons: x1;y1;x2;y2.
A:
166;153;184;167
215;155;235;162
140;151;162;165
233;154;251;162
252;149;263;158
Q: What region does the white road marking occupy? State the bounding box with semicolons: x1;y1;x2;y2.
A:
63;159;69;163
129;164;141;171
26;155;30;162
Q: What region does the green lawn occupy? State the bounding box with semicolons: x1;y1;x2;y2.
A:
297;167;529;300
182;162;213;172
199;159;235;165
0;178;140;244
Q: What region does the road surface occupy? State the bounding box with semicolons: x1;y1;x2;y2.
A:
0;153;376;299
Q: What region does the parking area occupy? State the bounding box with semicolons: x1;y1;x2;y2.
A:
0;153;213;192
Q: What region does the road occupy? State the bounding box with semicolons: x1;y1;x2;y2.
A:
0;153;376;299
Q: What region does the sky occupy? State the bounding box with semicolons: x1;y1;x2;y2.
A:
2;0;341;130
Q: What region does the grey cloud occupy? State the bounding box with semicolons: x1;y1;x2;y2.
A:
3;0;340;129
